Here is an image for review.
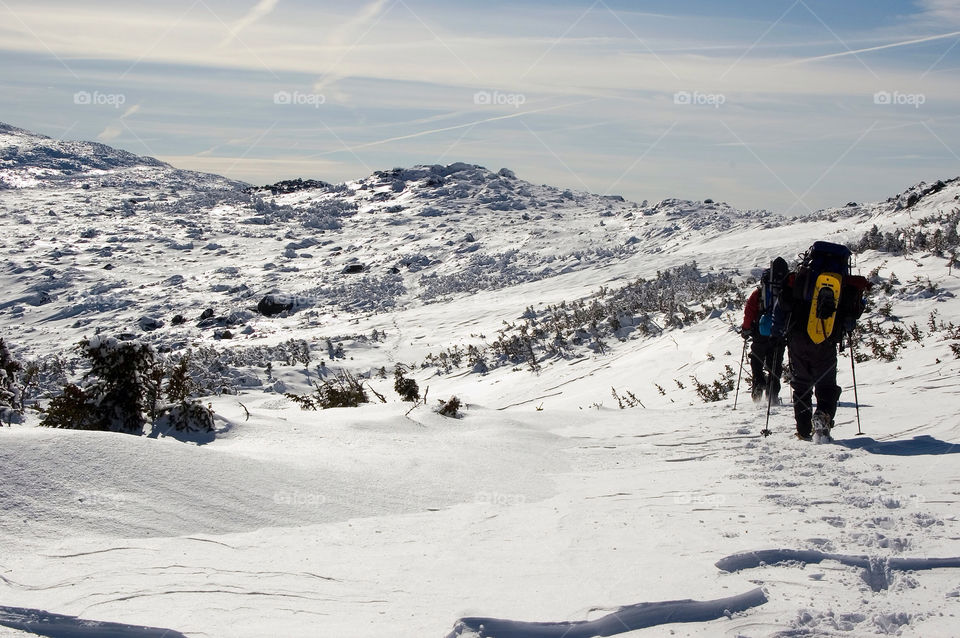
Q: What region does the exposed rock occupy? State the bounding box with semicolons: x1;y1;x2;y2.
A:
138;316;164;332
257;294;293;316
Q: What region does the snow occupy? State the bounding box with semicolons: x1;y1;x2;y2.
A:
2;122;960;636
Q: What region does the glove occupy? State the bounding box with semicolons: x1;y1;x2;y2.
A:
740;328;751;341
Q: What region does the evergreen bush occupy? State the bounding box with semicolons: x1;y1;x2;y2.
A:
0;337;25;424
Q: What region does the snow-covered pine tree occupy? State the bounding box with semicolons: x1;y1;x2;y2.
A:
394;364;420;402
153;353;215;434
0;337;25;424
41;336;158;433
83;337;157;433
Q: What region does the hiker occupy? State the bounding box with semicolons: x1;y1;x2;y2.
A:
740;261;789;404
783;242;870;441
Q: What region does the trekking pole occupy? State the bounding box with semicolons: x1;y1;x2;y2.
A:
733;338;748;410
849;339;864;435
761;340;783;437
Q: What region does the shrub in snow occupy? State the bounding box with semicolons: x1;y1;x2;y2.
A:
393;365;420;402
164;353;193;402
38;383;100;430
0;337;25;423
285;370;369;410
154;400;215;434
437;396;462;418
690;365;736;403
41;337;158;434
298;274;406;313
422;261;741;376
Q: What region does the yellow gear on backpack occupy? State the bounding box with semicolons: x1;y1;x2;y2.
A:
807;272;842;344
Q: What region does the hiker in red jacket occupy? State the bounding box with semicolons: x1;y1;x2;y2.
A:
741;268;786;404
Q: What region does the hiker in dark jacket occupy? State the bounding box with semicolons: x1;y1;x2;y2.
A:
740;269;786;404
783;269;841;440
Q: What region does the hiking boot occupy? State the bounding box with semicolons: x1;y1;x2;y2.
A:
796;431;812;441
751;385;764;403
812;410;832;431
812;410;833;443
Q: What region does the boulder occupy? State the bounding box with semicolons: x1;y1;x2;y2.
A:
138;316;164;332
258;294;293;316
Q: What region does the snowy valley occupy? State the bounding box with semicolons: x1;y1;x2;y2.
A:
2;121;960;637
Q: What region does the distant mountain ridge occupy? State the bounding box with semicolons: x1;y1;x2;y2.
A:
1;121;959;359
0;122;167;174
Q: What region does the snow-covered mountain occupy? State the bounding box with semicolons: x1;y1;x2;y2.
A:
2;123;960;638
3;121;956;359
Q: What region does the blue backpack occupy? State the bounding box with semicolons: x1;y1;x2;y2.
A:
758;257;790;338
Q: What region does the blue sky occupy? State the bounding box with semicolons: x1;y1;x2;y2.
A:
1;0;958;212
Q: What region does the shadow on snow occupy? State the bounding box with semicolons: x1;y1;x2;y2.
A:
0;606;187;638
716;549;960;592
835;434;960;456
445;589;767;638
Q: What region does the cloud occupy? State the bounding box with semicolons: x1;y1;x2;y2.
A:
96;123;123;141
307;97;599;157
917;0;960;26
95;102;140;142
313;0;392;96
219;0;280;47
120;103;141;119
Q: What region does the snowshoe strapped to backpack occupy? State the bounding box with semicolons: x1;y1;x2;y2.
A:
794;241;870;344
758;257;790;338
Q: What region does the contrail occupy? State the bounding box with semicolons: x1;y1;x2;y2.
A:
308;99;599;157
782;30;960;65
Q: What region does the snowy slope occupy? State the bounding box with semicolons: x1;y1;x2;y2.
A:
2;123;960;637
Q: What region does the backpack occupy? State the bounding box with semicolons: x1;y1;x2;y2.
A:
794;241;869;344
758;257;790;338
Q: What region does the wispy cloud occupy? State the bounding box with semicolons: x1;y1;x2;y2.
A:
218;0;279;47
308;98;598;157
313;0;392;96
96;101;141;141
917;0;960;26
